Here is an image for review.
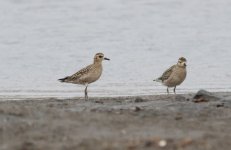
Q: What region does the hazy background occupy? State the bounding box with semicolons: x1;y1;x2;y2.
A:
0;0;231;98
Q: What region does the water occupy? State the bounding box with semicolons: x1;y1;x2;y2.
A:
0;0;231;98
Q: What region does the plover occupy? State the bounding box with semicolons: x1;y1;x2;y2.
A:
153;57;187;94
58;53;110;100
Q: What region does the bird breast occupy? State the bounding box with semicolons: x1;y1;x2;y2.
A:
79;64;103;84
164;67;187;87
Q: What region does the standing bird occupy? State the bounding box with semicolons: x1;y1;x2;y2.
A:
58;53;110;100
153;57;187;94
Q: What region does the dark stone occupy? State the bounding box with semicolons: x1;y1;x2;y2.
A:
216;103;224;108
144;140;153;147
134;97;145;103
134;106;142;112
94;100;104;104
193;90;220;103
175;116;183;120
20;141;35;150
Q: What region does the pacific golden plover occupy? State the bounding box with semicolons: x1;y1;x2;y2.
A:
58;53;110;100
153;57;187;94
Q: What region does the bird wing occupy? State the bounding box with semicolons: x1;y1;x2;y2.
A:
59;64;94;83
68;64;93;80
158;65;176;81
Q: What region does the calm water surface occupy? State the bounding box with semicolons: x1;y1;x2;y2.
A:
0;0;231;98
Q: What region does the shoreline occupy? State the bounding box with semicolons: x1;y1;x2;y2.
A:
0;88;231;101
0;91;230;101
0;91;231;150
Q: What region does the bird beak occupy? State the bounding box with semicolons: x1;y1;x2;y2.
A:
184;63;187;67
104;57;110;61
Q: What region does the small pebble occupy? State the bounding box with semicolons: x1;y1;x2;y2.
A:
158;140;167;147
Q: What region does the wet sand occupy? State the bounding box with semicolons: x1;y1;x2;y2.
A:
0;91;231;150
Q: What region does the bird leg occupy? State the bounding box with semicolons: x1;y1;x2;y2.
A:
84;84;88;100
173;86;176;94
167;87;169;94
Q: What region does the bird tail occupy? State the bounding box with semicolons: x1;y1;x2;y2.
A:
58;76;69;82
153;77;162;82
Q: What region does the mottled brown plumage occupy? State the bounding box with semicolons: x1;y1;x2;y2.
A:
157;65;176;82
154;57;187;94
59;53;110;100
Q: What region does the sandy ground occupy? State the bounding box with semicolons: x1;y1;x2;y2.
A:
0;91;231;150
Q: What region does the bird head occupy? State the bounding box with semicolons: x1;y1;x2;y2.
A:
94;53;110;63
177;57;187;67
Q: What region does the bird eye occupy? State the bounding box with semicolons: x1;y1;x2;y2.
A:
99;56;103;58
